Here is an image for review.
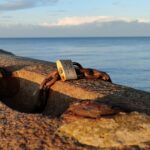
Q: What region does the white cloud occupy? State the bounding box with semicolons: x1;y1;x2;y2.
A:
41;16;150;27
1;16;150;37
0;0;58;11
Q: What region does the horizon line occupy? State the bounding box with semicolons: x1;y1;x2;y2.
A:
0;36;150;39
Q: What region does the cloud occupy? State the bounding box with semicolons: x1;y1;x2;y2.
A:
41;16;150;27
1;16;150;37
0;0;58;11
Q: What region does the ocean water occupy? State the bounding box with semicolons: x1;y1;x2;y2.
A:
0;37;150;92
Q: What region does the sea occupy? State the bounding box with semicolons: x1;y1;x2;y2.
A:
0;37;150;92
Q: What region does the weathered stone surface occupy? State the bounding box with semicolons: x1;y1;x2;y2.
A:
62;101;119;120
59;112;150;149
0;50;150;149
0;50;150;115
0;100;90;150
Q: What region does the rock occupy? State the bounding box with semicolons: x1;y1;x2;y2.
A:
62;101;119;123
0;49;14;55
0;50;150;149
59;112;150;149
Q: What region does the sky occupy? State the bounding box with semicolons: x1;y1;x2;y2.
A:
0;0;150;37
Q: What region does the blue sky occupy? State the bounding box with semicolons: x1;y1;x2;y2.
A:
0;0;150;37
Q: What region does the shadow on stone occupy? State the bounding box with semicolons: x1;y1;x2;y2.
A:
0;76;150;117
44;88;150;117
0;77;20;98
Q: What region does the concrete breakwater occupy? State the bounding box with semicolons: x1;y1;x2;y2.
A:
0;49;150;149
